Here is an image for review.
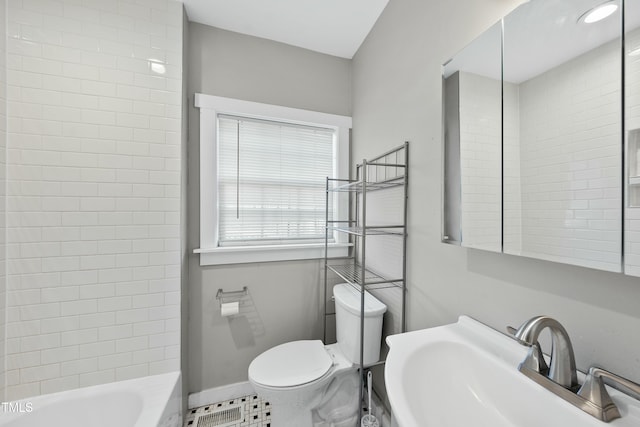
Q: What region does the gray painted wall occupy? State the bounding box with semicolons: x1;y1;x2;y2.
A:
188;23;351;116
187;24;351;393
352;0;640;399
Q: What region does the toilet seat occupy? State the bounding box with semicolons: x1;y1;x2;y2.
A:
248;340;333;388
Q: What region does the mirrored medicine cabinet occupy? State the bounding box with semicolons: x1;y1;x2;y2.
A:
442;0;640;277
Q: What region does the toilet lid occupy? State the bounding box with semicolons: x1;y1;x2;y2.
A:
249;340;333;388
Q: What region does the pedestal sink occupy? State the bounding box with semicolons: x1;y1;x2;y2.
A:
385;316;640;427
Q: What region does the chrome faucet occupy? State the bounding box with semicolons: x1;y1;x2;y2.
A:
511;315;640;423
513;315;579;389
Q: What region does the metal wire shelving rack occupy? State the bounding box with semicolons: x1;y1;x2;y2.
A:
323;141;408;423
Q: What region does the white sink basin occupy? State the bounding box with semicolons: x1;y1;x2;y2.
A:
385;316;640;427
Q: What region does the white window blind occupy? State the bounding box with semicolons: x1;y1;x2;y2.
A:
217;114;335;246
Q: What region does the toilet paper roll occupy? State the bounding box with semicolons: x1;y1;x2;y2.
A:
220;301;239;317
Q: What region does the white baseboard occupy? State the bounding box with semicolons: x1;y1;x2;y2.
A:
188;381;256;409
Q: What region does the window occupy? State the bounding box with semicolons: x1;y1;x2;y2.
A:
194;94;351;265
217;115;334;246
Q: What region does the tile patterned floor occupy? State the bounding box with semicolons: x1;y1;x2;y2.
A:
184;394;272;427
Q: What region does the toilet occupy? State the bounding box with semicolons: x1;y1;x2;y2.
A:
248;283;387;427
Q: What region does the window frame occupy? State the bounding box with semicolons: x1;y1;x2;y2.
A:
194;94;352;266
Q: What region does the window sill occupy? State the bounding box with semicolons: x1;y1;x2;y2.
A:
194;243;352;266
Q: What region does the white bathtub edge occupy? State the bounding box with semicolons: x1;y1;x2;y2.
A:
0;371;182;427
188;382;255;409
158;371;183;427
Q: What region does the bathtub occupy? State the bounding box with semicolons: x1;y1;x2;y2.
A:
0;371;181;427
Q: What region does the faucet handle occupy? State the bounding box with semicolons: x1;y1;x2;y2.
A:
507;325;549;375
578;366;640;422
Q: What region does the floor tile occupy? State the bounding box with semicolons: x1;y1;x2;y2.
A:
184;394;271;427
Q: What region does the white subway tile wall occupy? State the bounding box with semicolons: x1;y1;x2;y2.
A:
5;0;183;399
502;81;522;255
514;38;622;272
626;28;640;277
0;0;7;402
458;72;502;251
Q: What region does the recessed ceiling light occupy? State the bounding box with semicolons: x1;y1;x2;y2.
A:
578;2;618;24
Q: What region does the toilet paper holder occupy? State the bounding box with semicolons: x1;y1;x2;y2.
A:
216;286;248;305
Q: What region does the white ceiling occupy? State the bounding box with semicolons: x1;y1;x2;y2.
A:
181;0;389;59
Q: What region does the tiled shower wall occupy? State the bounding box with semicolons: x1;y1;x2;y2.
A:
516;39;621;272
0;0;7;402
502;81;521;254
455;72;521;253
625;27;640;276
5;0;183;399
458;71;501;251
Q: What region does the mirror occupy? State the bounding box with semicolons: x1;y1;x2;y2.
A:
443;0;631;274
443;22;502;252
503;0;623;272
625;0;640;276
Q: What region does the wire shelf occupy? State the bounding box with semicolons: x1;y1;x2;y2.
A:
328;176;405;193
327;226;405;236
326;262;403;290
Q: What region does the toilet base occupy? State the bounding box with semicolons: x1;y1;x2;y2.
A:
253;368;360;427
249;343;365;427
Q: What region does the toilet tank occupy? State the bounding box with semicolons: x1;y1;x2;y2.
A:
333;283;387;366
